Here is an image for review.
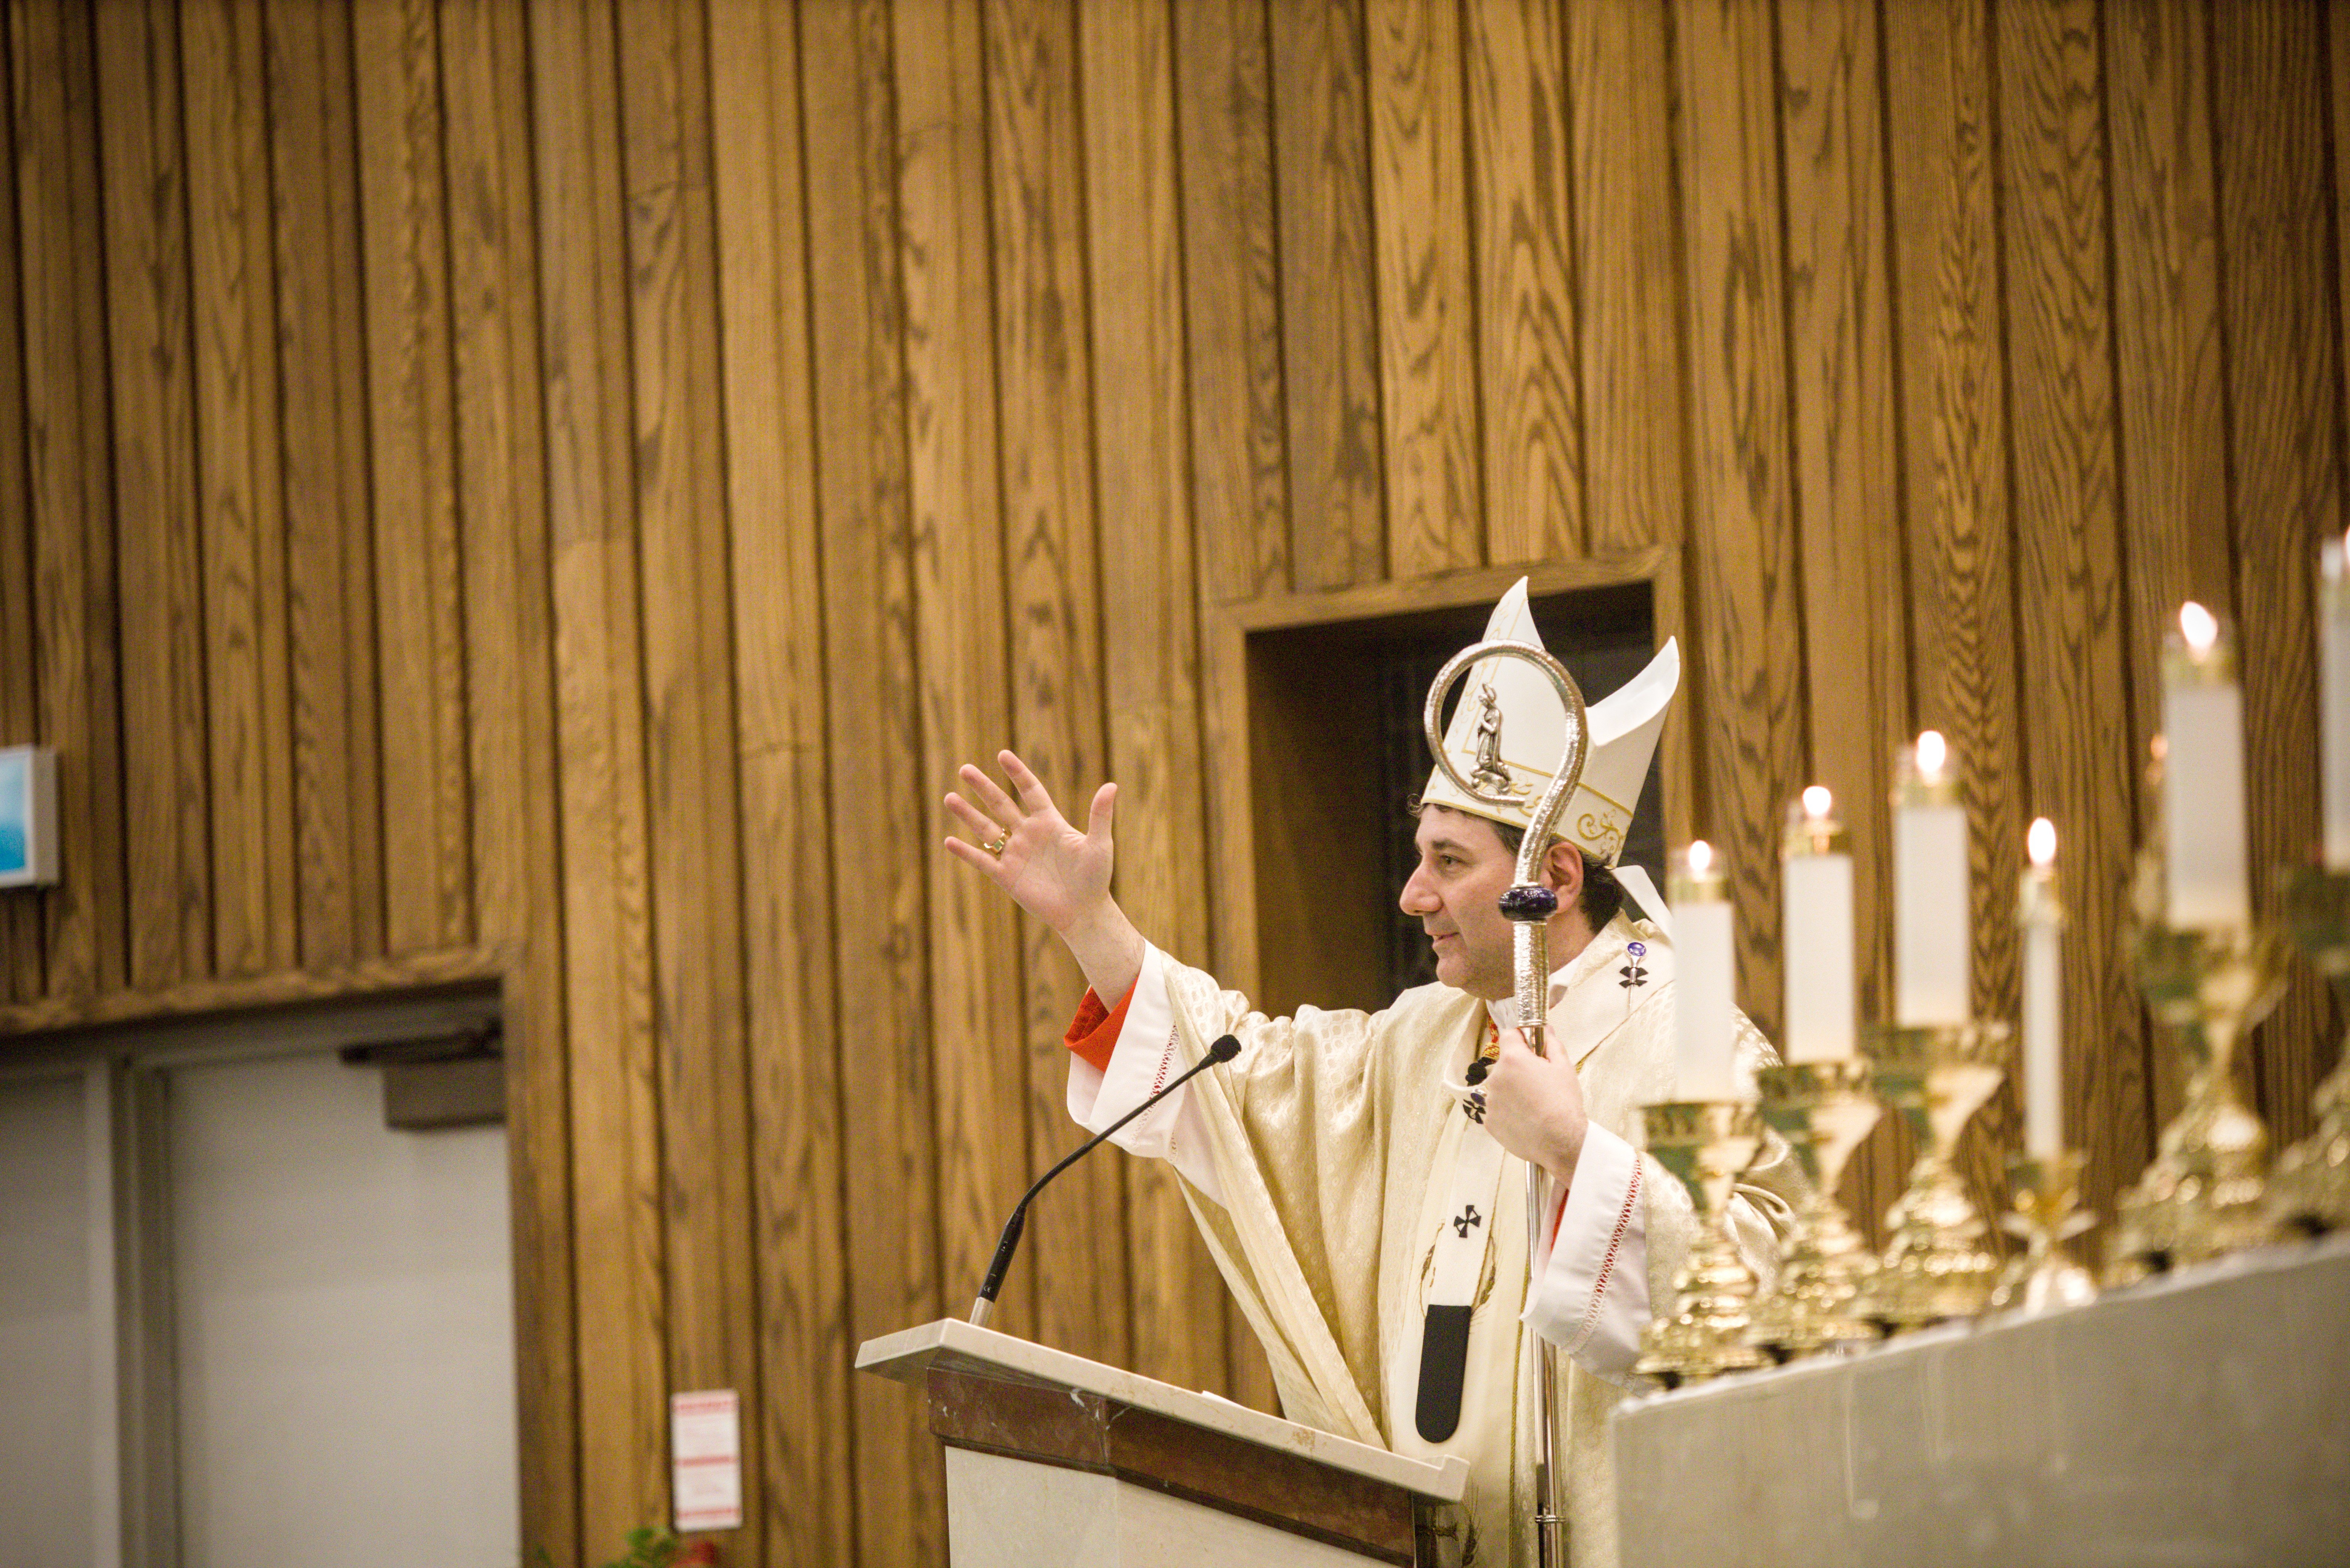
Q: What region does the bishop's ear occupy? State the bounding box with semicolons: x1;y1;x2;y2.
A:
1542;837;1587;903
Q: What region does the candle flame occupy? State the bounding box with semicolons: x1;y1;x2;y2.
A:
1802;785;1833;820
1687;839;1714;876
2179;600;2219;654
1916;730;1947;781
2028;817;2057;868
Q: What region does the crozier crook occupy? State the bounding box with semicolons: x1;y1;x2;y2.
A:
1423;638;1589;1568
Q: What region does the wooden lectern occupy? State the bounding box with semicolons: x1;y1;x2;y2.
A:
857;1320;1467;1567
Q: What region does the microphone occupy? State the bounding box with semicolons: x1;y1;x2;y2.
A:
969;1032;1241;1327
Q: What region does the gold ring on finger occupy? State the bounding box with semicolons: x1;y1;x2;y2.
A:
982;835;1008;858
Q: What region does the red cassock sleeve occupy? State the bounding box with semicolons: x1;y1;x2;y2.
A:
1063;982;1136;1075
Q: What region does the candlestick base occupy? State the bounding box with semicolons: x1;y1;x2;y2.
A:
1634;1101;1770;1388
2111;907;2287;1275
1990;1151;2098;1316
1857;1023;2009;1330
2271;867;2350;1233
1747;1061;1883;1358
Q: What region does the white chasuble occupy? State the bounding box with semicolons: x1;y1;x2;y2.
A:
1066;915;1804;1568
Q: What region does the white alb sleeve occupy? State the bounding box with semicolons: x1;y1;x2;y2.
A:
1062;943;1225;1205
1520;1122;1650;1386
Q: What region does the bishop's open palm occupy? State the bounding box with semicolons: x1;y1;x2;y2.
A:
945;749;1116;935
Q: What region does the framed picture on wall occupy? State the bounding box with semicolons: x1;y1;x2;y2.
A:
0;745;57;888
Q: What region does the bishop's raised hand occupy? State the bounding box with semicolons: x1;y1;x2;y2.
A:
945;751;1118;933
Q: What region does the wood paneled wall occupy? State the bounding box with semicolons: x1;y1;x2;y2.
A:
0;0;2340;1562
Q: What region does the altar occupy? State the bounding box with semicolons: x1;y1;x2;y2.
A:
1611;1232;2350;1567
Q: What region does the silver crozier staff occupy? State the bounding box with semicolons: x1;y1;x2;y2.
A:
1423;639;1590;1568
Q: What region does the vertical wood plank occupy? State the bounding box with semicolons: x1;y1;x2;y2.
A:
0;3;41;1003
1996;0;2147;1217
1464;0;1582;566
708;1;855;1558
1366;0;1479;578
1081;0;1228;1397
2212;0;2339;1146
619;5;759;1559
1881;0;2024;1221
352;0;471;955
97;0;209;989
268;0;384;969
1672;0;1803;1036
2107;0;2228;1134
439;0;577;1557
987;0;1130;1389
1270;0;1384;589
801;2;946;1562
1567;0;1683;556
532;0;670;1547
14;0;124;1000
1777;0;1909;1230
1173;0;1289;605
183;0;294;982
893;0;1040;1364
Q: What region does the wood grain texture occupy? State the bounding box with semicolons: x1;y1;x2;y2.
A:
1270;0;1385;589
1567;0;1683;554
97;0;209;990
1671;0;1804;1036
2106;0;2227;1132
1995;0;2147;1219
2211;0;2339;1146
439;0;575;1556
1173;0;1289;605
352;0;470;956
269;0;382;970
1881;0;2025;1226
984;0;1130;1390
802;2;947;1561
1080;0;1228;1399
531;0;670;1548
709;3;855;1558
1464;0;1581;566
13;0;123;1001
182;0;292;982
0;941;506;1036
893;0;1036;1370
1366;0;1479;578
0;6;40;1004
1776;0;1910;1236
619;4;761;1562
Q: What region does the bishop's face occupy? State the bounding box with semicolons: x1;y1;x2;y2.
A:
1398;807;1521;1000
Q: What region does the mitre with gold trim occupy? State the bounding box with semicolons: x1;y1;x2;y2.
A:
1419;578;1680;920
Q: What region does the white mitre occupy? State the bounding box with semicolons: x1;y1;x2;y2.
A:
1420;578;1680;922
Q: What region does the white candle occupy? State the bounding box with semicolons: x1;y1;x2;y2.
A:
2324;538;2350;871
1895;731;1970;1026
1671;841;1740;1101
1783;787;1856;1063
2021;818;2064;1159
2163;602;2250;929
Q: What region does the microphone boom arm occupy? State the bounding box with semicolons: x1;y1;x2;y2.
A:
970;1032;1242;1327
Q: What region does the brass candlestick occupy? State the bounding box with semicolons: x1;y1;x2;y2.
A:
2271;866;2350;1232
1858;1022;2009;1329
1747;1060;1882;1358
1990;1151;2098;1315
1635;1100;1770;1387
2111;881;2287;1273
